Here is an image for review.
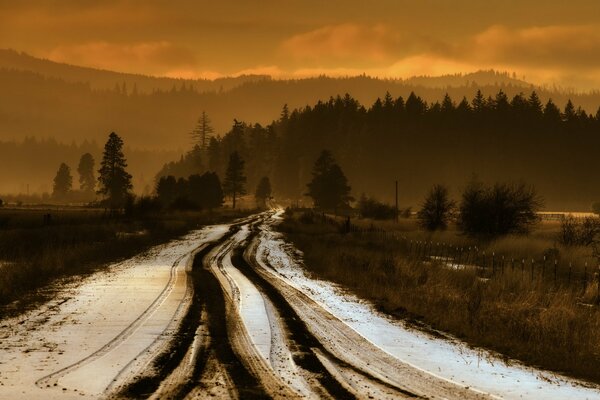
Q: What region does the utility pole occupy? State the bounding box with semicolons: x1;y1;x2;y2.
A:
395;180;399;222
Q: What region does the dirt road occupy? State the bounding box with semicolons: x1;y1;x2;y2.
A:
1;211;599;399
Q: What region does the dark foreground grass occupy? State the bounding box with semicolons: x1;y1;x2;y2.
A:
279;211;600;384
0;207;251;317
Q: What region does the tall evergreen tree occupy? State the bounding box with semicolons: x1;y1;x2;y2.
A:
223;151;246;209
191;111;214;150
53;162;73;199
97;132;133;209
77;153;95;193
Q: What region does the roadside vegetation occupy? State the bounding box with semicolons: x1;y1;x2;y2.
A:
0;207;250;317
279;209;600;383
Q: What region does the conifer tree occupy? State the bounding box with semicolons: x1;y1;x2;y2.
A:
97;132;132;209
223;151;246;209
77;153;95;193
53;162;73;200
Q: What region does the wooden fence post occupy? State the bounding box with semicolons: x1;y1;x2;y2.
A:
530;259;534;282
542;256;546;278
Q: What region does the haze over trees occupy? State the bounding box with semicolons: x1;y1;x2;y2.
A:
77;153;95;194
97;132;133;209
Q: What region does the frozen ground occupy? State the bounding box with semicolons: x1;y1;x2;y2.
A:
0;224;228;399
256;210;600;400
2;210;599;399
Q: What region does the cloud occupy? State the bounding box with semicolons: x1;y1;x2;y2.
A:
46;41;197;74
281;23;416;64
468;24;600;68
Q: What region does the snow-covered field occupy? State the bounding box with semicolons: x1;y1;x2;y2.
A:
256;210;600;400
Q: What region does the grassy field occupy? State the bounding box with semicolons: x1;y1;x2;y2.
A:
0;207;250;317
279;210;600;383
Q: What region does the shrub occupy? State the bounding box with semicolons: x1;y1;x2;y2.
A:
560;215;600;246
458;181;542;237
358;195;397;220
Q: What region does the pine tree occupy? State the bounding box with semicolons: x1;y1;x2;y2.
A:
563;99;577;122
223;151;246;209
472;89;486;112
77;153;95;193
417;184;455;231
191;111;214;150
53;162;73;200
97;132;133;209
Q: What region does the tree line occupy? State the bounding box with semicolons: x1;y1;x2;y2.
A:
161;90;600;210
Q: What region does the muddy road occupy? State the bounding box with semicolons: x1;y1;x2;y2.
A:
0;211;599;399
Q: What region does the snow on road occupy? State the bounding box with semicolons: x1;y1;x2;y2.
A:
0;224;228;399
257;210;600;400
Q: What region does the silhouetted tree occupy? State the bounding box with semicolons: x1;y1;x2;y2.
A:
255;176;272;208
191;111;214;151
417;184;455;231
201;172;224;209
156;175;177;207
563;99;577;122
207;137;221;173
77;153;95;193
458;180;542;237
306;150;352;211
97;132;133;209
223;151;246;209
52;162;72;199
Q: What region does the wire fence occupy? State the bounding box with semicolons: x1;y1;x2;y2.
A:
307;211;600;302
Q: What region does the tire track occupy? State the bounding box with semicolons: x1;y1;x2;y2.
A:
35;251;190;390
233;238;401;399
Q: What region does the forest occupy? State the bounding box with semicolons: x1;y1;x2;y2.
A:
160;90;600;211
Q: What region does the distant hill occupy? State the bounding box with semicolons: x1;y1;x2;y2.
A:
0;49;270;93
1;49;600;199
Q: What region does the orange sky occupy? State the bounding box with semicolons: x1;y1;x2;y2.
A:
2;1;600;89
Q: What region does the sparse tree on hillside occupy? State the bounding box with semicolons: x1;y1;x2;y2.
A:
192;111;214;150
97;132;133;209
417;184;455;231
53;162;73;199
223;151;246;209
77;153;95;193
306;150;352;211
255;176;272;208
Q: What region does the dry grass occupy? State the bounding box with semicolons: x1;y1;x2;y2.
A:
279;212;600;383
0;207;250;315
